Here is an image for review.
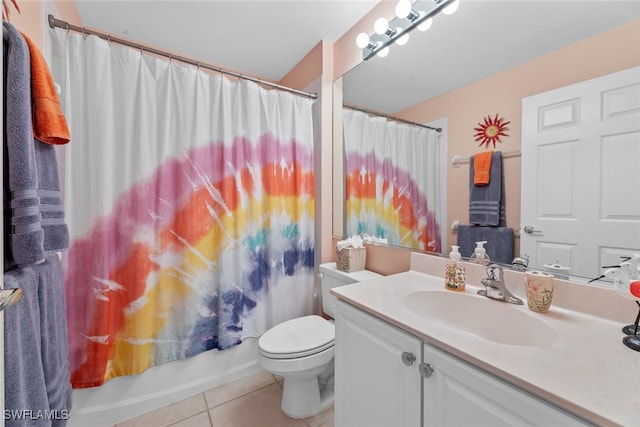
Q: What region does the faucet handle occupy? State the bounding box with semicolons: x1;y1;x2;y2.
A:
485;264;504;282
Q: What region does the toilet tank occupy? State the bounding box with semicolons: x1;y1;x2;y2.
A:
319;262;382;318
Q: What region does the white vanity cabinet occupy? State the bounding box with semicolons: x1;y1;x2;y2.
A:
334;299;591;427
334;300;422;427
422;343;589;426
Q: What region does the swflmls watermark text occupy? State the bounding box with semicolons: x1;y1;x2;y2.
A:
4;409;70;421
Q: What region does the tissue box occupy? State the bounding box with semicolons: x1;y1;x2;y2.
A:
336;247;366;272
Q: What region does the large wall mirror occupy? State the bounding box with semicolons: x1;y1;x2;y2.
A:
334;1;640;282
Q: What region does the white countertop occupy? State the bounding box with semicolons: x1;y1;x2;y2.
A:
332;269;640;427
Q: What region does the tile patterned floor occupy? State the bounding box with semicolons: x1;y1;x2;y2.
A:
114;371;334;427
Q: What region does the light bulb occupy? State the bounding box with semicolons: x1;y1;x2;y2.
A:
442;0;459;15
356;32;370;49
395;0;412;19
417;17;432;31
374;17;389;35
376;45;390;58
395;29;409;46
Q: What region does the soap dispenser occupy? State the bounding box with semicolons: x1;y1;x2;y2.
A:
445;245;466;292
470;241;491;266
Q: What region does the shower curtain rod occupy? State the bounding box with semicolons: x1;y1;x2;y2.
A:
343;103;442;132
47;15;318;100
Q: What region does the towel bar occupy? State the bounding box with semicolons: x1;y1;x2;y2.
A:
452;150;521;168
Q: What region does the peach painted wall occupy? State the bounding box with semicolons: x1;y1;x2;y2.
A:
9;0;81;47
5;1;43;46
396;19;640;257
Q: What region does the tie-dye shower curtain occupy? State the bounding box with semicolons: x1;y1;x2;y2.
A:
343;109;442;252
51;30;315;388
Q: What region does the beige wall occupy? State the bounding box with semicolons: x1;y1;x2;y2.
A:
10;0;81;47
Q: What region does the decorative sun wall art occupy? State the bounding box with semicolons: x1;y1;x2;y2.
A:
474;113;510;148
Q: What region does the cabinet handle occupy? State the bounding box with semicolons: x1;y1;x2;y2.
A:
401;352;416;366
419;362;434;378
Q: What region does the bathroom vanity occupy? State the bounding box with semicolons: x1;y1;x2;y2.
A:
331;253;640;427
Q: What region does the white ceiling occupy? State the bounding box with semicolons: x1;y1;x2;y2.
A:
73;0;379;81
73;1;640;113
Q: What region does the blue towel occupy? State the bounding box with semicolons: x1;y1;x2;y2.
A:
4;255;72;426
469;151;506;226
3;22;69;271
457;224;514;264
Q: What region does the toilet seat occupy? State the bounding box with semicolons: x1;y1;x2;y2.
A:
258;315;335;359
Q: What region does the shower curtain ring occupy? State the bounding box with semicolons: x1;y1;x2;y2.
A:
81;27;86;39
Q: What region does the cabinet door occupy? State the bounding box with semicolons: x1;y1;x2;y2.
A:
334;300;422;427
423;344;590;426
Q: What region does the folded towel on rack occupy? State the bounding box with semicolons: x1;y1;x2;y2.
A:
473;150;493;185
469;150;506;226
456;224;514;264
21;31;70;145
4;255;72;427
3;22;46;268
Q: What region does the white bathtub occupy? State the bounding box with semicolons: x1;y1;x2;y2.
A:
68;339;260;426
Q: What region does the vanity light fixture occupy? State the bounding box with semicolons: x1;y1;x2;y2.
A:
357;0;459;60
442;0;460;15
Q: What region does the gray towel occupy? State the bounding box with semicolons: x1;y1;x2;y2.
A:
457;224;514;264
4;255;72;426
469;151;506;226
3;22;69;271
3;22;45;267
35;143;69;254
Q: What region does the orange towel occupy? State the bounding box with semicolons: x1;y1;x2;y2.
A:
473;151;493;185
21;31;71;145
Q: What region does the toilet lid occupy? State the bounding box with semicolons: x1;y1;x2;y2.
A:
258;315;335;359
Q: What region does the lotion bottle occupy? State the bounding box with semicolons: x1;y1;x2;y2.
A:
470;241;491;266
445;245;466;291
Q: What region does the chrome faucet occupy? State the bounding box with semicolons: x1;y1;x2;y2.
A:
478;264;523;305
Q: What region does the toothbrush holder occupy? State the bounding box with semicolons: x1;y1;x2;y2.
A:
525;271;555;313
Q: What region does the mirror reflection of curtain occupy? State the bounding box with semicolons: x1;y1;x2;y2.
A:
51;29;315;388
343;109;442;252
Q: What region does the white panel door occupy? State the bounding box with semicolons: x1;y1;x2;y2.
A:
521;67;640;281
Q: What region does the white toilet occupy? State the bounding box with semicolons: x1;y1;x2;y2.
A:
257;262;382;418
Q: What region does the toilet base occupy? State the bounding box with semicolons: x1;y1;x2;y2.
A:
281;363;334;418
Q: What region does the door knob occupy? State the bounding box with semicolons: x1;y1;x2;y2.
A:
523;225;542;234
401;352;416;366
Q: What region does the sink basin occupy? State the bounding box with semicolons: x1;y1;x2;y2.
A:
402;290;558;347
